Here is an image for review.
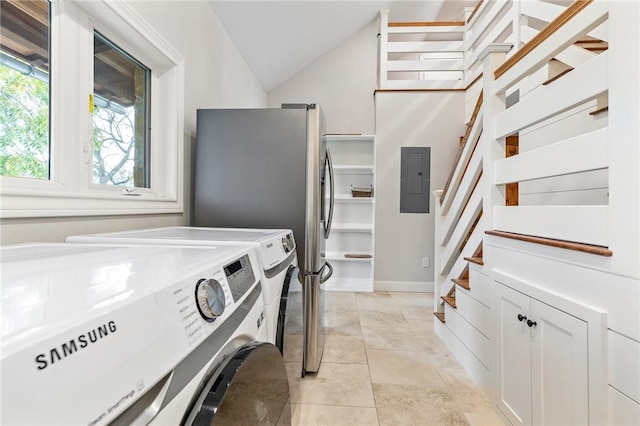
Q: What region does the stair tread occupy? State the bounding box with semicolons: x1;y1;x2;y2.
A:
589;106;608;116
543;67;573;86
452;278;470;290
434;312;446;323
464;256;484;266
442;295;457;309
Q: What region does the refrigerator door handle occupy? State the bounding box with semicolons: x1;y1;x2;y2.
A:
319;261;333;284
324;148;335;239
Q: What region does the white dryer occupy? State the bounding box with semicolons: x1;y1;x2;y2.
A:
0;243;289;425
67;226;300;353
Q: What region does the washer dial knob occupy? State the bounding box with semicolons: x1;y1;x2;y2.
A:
195;278;225;322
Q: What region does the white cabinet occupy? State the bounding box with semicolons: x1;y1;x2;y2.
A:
324;135;375;292
494;283;589;425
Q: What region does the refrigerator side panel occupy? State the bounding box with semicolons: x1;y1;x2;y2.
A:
194;109;308;269
304;106;324;274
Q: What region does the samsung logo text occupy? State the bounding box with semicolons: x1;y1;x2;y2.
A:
35;321;117;370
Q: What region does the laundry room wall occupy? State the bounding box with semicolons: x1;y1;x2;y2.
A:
267;18;464;290
374;92;464;291
267;21;377;134
0;1;266;245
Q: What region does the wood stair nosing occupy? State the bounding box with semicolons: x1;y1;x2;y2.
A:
452;277;470;290
464;256;484;266
589;106;608;116
464;241;484;266
442;295;457;309
542;67;574;86
434;312;446;323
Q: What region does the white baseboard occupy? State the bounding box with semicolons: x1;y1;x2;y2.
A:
374;280;434;292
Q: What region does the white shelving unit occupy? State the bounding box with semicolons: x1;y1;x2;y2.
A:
324;134;376;292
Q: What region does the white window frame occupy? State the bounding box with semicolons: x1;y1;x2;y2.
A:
0;0;185;218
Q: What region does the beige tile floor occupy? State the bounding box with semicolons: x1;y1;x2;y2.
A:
282;291;504;426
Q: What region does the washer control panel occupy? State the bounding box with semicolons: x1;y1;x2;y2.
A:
223;254;256;303
261;231;297;270
282;232;295;254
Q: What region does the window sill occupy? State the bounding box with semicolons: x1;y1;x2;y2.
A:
1;178;182;218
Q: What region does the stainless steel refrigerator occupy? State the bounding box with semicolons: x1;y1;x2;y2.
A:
194;104;334;375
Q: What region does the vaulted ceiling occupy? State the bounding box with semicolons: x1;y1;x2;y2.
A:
1;1;474;99
209;0;474;92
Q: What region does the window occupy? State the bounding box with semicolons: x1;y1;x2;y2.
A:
93;31;150;188
0;0;51;180
0;0;184;218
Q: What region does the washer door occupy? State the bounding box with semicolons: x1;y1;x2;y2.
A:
183;342;290;425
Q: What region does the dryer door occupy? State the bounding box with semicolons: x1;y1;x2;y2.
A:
183;342;290;425
275;265;302;355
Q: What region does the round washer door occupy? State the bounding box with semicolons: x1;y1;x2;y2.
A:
275;265;300;355
184;341;290;425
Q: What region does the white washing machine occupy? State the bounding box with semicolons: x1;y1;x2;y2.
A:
67;226;300;353
1;243;289;425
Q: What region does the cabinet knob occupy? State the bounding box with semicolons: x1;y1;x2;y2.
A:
527;319;537;328
517;314;527;322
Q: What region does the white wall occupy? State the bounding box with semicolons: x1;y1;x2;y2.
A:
267;21;377;134
268;18;465;289
375;92;464;289
0;1;266;245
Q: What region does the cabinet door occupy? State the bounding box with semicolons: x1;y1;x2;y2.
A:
495;284;532;426
530;300;588;425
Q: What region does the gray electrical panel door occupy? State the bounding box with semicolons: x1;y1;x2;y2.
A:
400;147;430;213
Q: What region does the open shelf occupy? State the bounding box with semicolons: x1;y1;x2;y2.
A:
326;252;374;262
324;134;375;292
324;134;375;142
331;223;373;232
333;165;374;175
330;195;374;203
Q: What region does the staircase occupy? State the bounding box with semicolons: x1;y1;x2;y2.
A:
379;2;640;422
400;0;615;329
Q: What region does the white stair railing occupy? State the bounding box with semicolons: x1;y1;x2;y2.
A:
377;0;578;91
489;0;610;247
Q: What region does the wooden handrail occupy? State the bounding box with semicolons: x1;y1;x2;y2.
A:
467;0;484;24
463;92;483;143
494;0;594;80
372;73;482;94
485;230;613;256
388;21;465;27
374;88;465;94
